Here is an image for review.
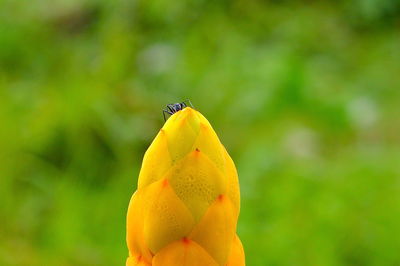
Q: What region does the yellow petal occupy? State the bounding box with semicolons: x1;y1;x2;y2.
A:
222;145;240;218
166;149;227;222
192;110;240;217
143;178;196;254
138;129;172;189
126;191;153;264
194;109;213;129
152;238;218;266
163;107;201;162
189;195;236;266
226;235;246;266
126;255;151;266
191;121;225;172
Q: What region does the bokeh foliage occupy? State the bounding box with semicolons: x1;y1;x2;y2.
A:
1;0;400;265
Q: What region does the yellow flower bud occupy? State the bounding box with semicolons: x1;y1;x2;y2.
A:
126;107;245;266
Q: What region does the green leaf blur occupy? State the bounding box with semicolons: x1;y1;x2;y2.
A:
0;0;399;265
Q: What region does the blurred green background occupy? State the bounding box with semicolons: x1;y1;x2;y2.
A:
1;0;400;265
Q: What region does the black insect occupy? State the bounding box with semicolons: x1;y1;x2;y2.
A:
163;100;194;121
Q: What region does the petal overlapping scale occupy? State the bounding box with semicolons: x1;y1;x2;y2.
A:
126;255;152;266
153;238;218;266
189;195;236;265
166;149;227;222
127;107;244;266
226;235;246;266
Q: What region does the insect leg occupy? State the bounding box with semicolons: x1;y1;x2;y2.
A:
184;99;194;108
163;110;173;121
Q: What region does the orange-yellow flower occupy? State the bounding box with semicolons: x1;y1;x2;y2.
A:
126;107;245;266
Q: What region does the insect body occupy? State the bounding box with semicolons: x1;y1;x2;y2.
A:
163;100;194;121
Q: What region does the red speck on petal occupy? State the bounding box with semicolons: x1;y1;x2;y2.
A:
162;179;169;187
200;122;207;130
182;237;190;245
192;148;201;157
218;194;224;201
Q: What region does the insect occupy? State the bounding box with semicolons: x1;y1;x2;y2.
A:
163;100;194;121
